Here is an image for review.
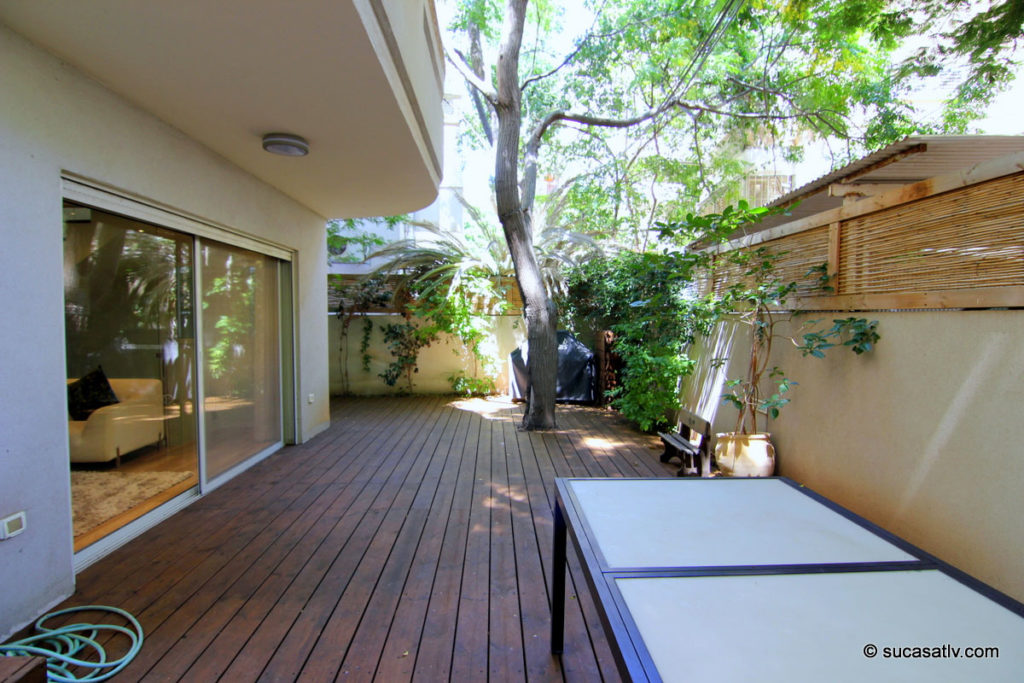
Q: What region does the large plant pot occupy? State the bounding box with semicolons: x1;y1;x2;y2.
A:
714;433;776;477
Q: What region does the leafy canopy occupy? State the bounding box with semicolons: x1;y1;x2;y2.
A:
445;0;1019;251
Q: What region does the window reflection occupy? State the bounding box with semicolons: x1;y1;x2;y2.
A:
63;202;198;550
201;242;281;479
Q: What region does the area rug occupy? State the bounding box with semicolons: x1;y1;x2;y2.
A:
71;470;193;538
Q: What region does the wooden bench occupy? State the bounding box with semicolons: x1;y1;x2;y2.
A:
658;407;714;477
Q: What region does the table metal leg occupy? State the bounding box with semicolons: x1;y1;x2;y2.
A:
551;499;567;654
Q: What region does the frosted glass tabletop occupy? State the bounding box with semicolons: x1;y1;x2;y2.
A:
616;570;1024;682
565;478;917;568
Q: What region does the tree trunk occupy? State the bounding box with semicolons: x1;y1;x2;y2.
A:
496;0;557;430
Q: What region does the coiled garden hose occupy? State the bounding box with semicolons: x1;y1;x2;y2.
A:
0;605;143;682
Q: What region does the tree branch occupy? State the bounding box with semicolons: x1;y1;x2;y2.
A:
520;41;589;92
466;25;494;146
446;45;498;105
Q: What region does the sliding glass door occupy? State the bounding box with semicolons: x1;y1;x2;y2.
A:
63;195;290;551
63;202;199;550
199;241;282;480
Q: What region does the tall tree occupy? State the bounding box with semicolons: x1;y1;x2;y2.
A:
495;1;559;428
898;0;1024;128
444;0;1019;429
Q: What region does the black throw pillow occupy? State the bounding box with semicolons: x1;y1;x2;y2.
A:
67;365;120;421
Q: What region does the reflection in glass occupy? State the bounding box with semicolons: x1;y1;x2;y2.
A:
63;202;199;550
200;241;281;479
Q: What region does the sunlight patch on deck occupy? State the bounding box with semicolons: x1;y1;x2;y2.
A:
583;435;629;451
448;396;519;420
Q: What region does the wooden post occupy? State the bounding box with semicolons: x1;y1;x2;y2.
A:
827;221;842;292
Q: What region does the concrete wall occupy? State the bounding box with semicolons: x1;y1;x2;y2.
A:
0;24;330;638
329;314;525;396
683;310;1024;603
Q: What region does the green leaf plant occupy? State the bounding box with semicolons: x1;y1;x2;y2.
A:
332;275;392;395
719;252;880;435
379;319;437;393
561;202;766;432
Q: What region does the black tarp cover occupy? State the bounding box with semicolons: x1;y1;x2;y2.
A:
509;331;595;403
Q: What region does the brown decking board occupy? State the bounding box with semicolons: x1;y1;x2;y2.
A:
52;396;672;681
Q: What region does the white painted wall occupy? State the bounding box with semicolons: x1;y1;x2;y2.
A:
0;24;330;638
684;310;1024;603
329;314;525;396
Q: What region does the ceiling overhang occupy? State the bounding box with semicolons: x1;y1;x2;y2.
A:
0;0;443;218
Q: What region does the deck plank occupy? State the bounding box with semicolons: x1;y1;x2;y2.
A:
372;408;470;681
50;396;672;682
148;398;438;680
449;406;494;681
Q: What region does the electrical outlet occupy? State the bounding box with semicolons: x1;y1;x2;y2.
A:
0;511;26;540
307;393;315;404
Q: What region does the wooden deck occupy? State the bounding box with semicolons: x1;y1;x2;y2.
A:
57;396;673;681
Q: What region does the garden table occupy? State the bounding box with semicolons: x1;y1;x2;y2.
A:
551;477;1024;682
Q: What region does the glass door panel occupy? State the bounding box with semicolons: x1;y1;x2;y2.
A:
63;202;199;551
200;241;282;480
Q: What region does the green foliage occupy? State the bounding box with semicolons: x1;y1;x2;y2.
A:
563;199;882;433
448;371;498;396
450;0;503;40
799;317;881;357
368;222;511;387
716;248;880;433
379;320;437;391
897;0;1024;129
366;215;600;392
204;266;257;395
359;318;374;372
333;275;393;394
563;249;713;431
327;217;404;264
447;0;1017;254
561;202;783;431
410;271;505;378
609;344;697;432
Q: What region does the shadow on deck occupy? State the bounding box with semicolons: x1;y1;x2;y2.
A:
55;395;674;681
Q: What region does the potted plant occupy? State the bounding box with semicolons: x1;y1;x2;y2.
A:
714;249;878;476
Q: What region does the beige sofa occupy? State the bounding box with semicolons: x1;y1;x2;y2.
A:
68;378;165;464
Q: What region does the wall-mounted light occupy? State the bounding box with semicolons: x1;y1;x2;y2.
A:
262;133;310;157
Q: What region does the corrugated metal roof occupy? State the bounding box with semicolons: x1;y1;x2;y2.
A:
748;135;1024;232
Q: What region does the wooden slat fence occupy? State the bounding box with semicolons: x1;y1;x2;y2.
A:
700;162;1024;311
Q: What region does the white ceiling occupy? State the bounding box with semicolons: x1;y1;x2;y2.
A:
0;0;441;218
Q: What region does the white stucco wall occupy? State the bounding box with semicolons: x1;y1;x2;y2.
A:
684;310;1024;603
0;24;330;638
329;314;525;396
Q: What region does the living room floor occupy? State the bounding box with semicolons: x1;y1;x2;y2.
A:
71;442;199;551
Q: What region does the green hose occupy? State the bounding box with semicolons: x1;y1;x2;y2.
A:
0;606;143;682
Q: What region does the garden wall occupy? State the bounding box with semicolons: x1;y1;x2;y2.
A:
328;314;525;396
685;306;1024;606
685;149;1024;604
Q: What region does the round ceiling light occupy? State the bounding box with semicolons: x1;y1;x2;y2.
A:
262;133;310;157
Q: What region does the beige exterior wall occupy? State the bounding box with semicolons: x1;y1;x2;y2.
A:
684;310;1024;603
329;314;526;396
354;0;444;193
0;24;330;638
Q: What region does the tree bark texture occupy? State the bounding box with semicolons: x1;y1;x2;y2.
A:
496;0;557;430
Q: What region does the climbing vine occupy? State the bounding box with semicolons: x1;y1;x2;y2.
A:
379;319;437;392
333;275;392;395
